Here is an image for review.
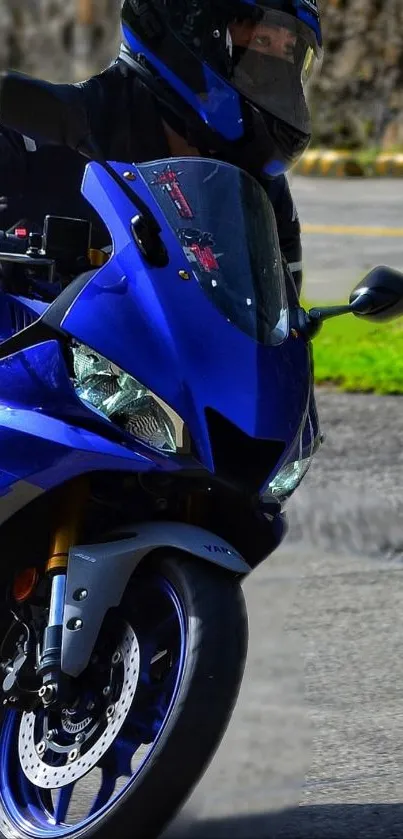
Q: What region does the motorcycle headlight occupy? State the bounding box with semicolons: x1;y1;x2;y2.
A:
70;342;188;454
266;456;313;501
263;405;318;502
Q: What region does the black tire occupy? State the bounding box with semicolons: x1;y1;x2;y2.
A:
0;553;248;839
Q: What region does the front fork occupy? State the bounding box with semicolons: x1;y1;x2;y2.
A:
37;478;88;704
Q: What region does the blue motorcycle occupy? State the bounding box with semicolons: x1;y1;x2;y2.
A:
0;72;402;839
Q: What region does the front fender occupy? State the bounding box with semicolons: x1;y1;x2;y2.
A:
62;521;250;678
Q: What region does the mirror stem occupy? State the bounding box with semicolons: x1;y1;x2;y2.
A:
300;303;353;340
308;304;352;322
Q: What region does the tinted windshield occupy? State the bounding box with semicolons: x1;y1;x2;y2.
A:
139;158;288;346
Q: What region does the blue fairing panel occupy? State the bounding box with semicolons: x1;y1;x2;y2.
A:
0;340;185;516
59;161;311;473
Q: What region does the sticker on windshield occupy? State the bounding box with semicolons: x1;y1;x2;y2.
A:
178;228;222;273
151;165;194;219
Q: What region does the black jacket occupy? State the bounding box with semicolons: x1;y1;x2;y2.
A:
0;59;303;292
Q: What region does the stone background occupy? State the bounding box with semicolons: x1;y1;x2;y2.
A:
311;0;403;150
0;0;120;82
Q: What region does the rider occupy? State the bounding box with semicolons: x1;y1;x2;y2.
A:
0;0;323;296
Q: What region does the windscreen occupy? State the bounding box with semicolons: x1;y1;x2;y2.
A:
139;157;288;346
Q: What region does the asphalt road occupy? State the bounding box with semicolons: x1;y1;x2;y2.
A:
289;176;403;300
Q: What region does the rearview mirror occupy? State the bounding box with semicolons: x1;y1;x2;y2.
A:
350;265;403;322
0;71;98;159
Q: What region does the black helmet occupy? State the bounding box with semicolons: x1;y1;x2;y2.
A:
120;0;323;178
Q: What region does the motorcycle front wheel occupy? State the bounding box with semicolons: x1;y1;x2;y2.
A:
0;553;248;839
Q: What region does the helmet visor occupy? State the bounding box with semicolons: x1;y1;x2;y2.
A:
224;8;322;132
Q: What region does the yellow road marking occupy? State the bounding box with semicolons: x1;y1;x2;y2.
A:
302;223;403;238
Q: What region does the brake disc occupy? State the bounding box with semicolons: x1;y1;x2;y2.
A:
18;623;140;789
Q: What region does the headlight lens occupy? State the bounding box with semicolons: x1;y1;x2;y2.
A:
70;342;188;453
264;398;319;502
267;456;313;501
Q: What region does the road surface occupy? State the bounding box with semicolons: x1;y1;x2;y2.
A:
290;176;403;300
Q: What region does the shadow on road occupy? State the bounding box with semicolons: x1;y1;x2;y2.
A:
168;804;403;839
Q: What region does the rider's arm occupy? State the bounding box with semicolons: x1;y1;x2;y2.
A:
0;78;106;239
266;175;303;297
0;71;103;196
0;124;30;197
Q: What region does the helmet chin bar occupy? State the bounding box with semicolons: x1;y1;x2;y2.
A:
196;104;310;180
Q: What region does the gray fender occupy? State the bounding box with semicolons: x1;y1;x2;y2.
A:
61;521;250;678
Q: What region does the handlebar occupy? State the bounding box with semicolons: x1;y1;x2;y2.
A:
0;229;28;255
0;229;57;285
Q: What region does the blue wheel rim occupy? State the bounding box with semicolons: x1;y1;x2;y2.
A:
0;575;187;837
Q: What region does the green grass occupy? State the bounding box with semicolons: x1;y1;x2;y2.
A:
303;300;403;394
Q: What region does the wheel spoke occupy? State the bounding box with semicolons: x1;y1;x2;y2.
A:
152;613;177;637
137;641;156;685
54;782;75;824
137;614;176;654
114;736;140;777
139;640;176;686
101;734;141;779
88;769;116;817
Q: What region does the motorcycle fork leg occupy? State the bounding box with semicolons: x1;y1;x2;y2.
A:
38;478;88;703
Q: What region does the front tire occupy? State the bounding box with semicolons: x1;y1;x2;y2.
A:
0;553;248;839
